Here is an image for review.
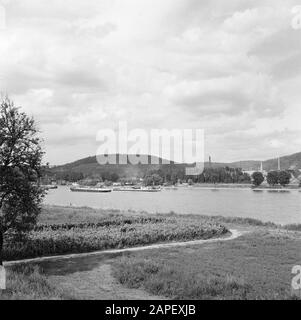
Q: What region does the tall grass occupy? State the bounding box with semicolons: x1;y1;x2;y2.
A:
3;216;228;261
113;257;252;300
0;265;68;300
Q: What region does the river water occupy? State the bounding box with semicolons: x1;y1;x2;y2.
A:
44;186;301;225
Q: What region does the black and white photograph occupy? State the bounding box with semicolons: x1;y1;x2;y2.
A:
0;0;301;307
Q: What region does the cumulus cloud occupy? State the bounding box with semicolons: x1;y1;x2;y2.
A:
0;0;300;164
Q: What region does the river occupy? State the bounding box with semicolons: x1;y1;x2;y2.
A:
44;186;301;225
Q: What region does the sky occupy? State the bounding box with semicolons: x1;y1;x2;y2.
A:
0;0;301;165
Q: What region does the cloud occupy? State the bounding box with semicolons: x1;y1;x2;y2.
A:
164;73;283;118
0;0;300;164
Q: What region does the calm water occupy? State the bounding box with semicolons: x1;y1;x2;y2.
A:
44;186;301;225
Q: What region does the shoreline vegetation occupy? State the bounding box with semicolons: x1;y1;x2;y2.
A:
41;205;301;231
192;183;300;189
1;205;301;300
3;205;229;262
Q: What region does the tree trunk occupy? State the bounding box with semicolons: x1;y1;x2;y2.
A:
0;229;3;266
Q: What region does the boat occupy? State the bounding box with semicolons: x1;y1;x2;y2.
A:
113;186;161;192
70;186;112;193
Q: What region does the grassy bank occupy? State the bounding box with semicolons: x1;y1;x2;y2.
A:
112;229;301;300
3;205;300;300
3;206;228;261
41;205;301;231
0;265;69;300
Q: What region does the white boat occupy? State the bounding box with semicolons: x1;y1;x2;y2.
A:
70;186;112;193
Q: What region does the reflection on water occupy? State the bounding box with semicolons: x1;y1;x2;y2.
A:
44;186;301;225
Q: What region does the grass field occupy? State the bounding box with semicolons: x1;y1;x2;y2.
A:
2;205;300;300
0;265;70;300
112;227;301;300
3;206;228;261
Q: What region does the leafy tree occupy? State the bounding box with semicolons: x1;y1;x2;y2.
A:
0;98;44;265
251;172;264;186
110;172;119;183
144;174;163;186
267;171;279;186
278;171;291;187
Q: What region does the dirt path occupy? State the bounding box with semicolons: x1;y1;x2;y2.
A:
50;264;166;300
4;229;242;266
4;229;244;300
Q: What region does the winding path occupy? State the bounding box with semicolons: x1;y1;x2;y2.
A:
4;229;242;267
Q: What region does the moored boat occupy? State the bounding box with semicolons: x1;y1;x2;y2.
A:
113;186;161;192
70;186;112;193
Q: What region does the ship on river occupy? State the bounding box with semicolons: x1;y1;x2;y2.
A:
70;186;112;193
113;186;161;192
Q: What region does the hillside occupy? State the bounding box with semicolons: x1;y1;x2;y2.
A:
229;152;301;171
49;152;301;179
50;154;189;180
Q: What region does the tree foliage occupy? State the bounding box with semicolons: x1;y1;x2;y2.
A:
0;98;44;264
251;172;264;186
144;173;163;186
278;171;291;187
267;171;279;186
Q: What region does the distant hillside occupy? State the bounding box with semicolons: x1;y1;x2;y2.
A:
229;152;301;171
49;152;301;179
50;154;188;179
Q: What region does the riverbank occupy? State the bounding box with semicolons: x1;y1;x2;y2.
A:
1;205;300;300
39;205;301;231
183;183;300;190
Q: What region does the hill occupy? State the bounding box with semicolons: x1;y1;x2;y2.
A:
50;154;189;180
229;152;301;171
49;152;301;180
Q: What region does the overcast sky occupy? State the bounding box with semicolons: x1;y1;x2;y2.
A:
0;0;301;164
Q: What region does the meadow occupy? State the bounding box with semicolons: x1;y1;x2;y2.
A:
3;206;228;261
112;228;301;300
0;265;70;300
2;205;300;300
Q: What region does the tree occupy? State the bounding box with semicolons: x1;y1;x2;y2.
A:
252;172;264;186
0;98;44;265
278;171;291;187
267;171;279;186
144;174;163;186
